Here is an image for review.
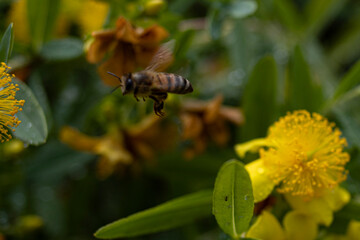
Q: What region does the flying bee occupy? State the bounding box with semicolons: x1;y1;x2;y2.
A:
108;46;193;116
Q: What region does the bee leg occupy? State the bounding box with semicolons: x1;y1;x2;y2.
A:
149;95;159;104
153;101;165;117
150;96;165;117
143;97;146;101
158;101;165;116
134;88;140;101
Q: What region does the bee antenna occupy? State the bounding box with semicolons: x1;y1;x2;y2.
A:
107;71;122;85
107;72;123;93
111;85;122;93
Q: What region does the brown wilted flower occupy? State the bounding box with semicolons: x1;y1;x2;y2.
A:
60;115;177;179
180;95;244;159
86;16;169;86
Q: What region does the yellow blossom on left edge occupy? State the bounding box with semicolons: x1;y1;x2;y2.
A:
0;63;25;143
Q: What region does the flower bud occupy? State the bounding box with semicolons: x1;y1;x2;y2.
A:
144;0;166;16
3;139;24;157
17;215;43;232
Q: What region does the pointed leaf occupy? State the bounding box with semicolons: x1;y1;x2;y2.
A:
336;200;360;221
208;5;225;40
0;23;14;63
333;60;360;101
332;106;360;147
28;72;53;130
213;160;254;239
241;56;277;140
94;190;213;239
286;45;323;111
274;0;303;33
330;84;360;147
304;0;346;37
27;0;60;51
13;79;48;145
40;38;84;61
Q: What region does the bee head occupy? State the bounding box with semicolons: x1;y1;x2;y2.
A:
121;73;134;95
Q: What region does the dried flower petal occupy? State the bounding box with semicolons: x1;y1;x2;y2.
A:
86;17;169;86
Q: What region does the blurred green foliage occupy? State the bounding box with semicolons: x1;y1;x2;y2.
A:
0;0;360;239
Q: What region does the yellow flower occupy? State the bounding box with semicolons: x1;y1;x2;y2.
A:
235;110;349;201
236;110;351;239
59;0;109;35
247;207;357;240
247;210;318;240
7;0;29;43
0;63;25;143
8;0;109;43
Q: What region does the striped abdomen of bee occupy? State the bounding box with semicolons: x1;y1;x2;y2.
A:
130;71;193;95
151;72;193;94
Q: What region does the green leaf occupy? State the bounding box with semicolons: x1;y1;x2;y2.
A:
273;0;303;33
328;21;360;68
213;160;254;239
286;45;323;111
335;200;360;221
28;72;53;131
332;99;360;147
173;30;195;60
241;56;277;140
27;0;60;52
228;0;257;19
0;23;14;63
208;5;226;40
329;80;360;147
333;60;360;101
25;140;93;184
94;190;213;239
304;0;346;37
40;38;84;61
13;79;48;145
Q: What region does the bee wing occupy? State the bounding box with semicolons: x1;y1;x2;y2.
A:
146;41;174;72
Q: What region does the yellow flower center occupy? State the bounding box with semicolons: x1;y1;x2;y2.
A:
0;62;25;142
261;110;349;197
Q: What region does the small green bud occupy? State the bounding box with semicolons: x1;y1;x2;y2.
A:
144;0;166;16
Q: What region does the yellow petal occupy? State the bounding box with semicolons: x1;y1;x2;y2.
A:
283;211;318;240
322;234;347;240
246;210;286;240
346;220;360;240
322;186;350;211
59;126;101;152
235;138;269;158
284;194;333;226
245;159;275;203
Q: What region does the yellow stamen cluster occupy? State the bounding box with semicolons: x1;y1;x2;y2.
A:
261;110;349;197
0;62;25;143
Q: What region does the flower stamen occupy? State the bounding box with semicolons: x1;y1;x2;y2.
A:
260;110;349;197
0;62;25;142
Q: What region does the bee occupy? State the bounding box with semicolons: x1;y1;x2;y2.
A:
108;46;193;116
